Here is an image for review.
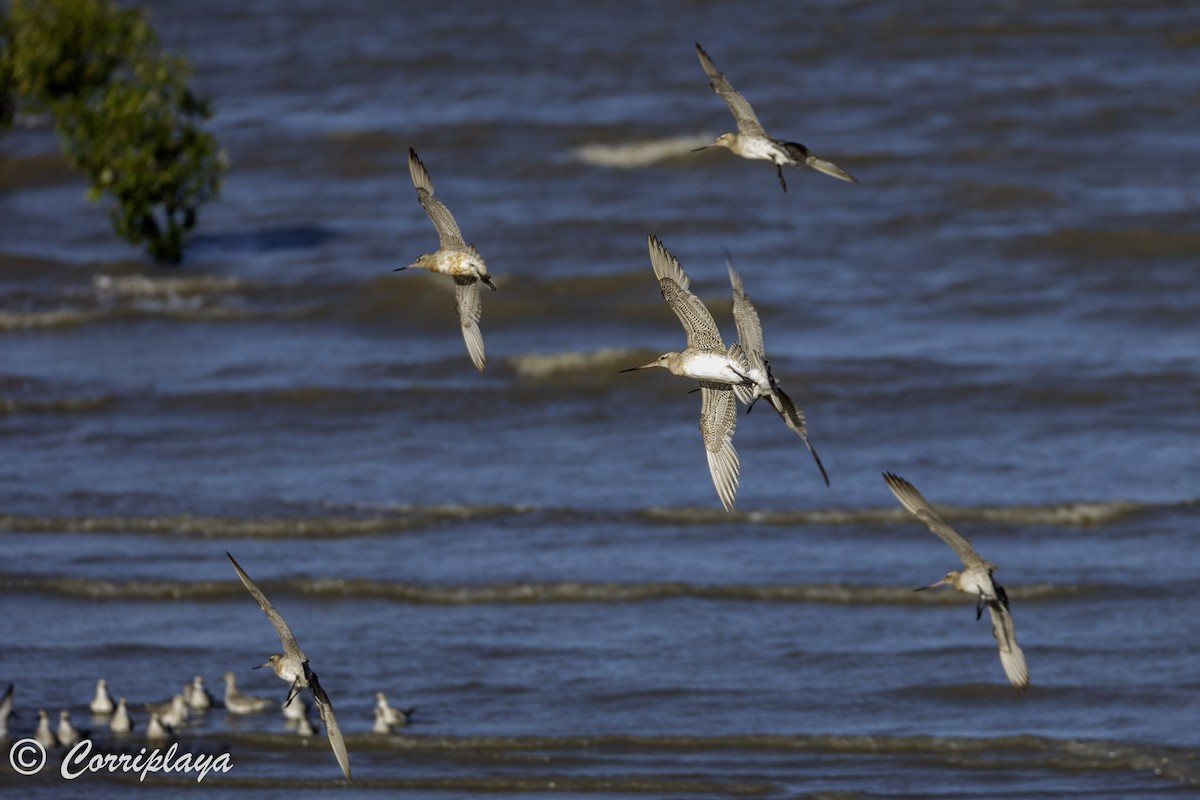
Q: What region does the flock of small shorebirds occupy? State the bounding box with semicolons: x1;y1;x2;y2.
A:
3;43;1029;783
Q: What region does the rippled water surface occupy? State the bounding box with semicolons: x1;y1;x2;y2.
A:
1;0;1198;796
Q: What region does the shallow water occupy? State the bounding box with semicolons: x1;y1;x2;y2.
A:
1;0;1198;796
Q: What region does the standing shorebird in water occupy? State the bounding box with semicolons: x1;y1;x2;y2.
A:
397;147;495;372
89;678;115;715
725;254;829;486
693;42;857;192
0;683;13;736
227;552;352;781
622;234;754;511
882;472;1029;691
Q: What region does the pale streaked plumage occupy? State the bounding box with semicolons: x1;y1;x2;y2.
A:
89;678;115;715
694;42;857;192
725;255;829;486
622;235;754;511
883;472;1029;691
227;552;352;782
398;147;495;372
223;671;271;715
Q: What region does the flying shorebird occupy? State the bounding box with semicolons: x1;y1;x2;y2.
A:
693;42;857;192
725;254;829;486
882;472;1029;691
397;147;496;372
227;552;352;782
621;234;754;511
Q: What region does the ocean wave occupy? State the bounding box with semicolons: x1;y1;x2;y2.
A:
571;135;714;168
82;730;1200;789
643;499;1146;527
0;496;1164;542
0;575;1089;605
510;348;648;380
0;505;528;538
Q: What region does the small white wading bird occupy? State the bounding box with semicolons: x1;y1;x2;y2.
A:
145;693;188;729
375;691;415;728
883;472;1029;690
89;678;115;715
183;675;213;711
35;709;57;748
110;697;132;735
0;683;14;736
227;552;352;781
622;234;754;511
725;254;829;486
397;147;496;372
222;671;271;715
57;709;82;747
146;712;171;741
693;42;857;192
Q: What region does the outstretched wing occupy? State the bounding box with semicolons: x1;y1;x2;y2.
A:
408;148;467;250
454;276;486;372
307;666;352;781
647;234;691;291
986;601;1029;690
725;255;767;369
695;42;765;136
699;382;739;511
226;552;306;661
659;277;725;354
882;473;986;568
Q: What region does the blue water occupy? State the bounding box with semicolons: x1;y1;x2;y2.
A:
1;0;1198;796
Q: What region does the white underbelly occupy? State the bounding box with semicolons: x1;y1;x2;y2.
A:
675;352;745;383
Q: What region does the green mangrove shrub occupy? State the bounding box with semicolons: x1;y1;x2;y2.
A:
1;0;225;264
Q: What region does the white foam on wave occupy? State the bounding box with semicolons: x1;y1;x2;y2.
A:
571;134;714;168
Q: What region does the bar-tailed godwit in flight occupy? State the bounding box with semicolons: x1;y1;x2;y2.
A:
693;42;857;192
398;147;496;372
227;552;352;781
883;472;1029;690
725;254;829;486
622;234;754;511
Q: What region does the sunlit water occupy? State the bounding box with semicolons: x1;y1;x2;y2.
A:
1;1;1198;796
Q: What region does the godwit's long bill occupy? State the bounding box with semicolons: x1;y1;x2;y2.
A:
693;42;857;192
725;254;829;486
882;472;1029;691
398;147;495;372
227;552;352;781
621;234;754;511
